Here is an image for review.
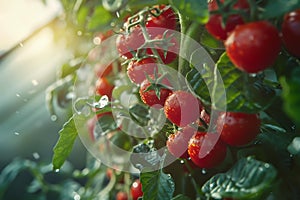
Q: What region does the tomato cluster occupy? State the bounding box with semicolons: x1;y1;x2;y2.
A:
77;1;300;199
206;0;300;74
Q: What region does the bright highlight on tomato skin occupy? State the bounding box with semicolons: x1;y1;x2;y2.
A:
188;132;227;169
281;9;300;58
164;91;201;127
127;58;158;84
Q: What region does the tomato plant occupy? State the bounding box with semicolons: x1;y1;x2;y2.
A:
205;0;249;40
4;0;300;200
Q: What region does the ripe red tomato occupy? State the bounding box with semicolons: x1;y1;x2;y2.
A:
225;21;281;73
139;75;173;108
116;191;128;200
116;26;145;59
130;179;143;200
217;112;261;146
86;116;97;142
146;5;177;36
94;63;113;78
167;126;197;159
95;77;114;99
146;33;179;64
188;132;227;168
205;0;249;40
164;91;201;127
281;9;300;58
127;57;158;84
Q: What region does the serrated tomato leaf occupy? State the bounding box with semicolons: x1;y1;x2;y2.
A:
202;157;277;199
186;52;276;113
170;0;209;24
140;169;175;200
52;116;78;170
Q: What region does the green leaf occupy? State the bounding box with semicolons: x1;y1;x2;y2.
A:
261;0;300;19
129;104;150;127
58;58;83;79
87;5;112;31
281;67;300;125
52;116;78;170
140;169;175;200
96;114;118;135
130;142;161;170
186;52;276;113
256;132;294;171
0;159;36;198
172;194;191;200
170;0;209;24
202;157;277;199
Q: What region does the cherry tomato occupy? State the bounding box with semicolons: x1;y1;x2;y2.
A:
217;112;261;146
86;116;97;142
164;91;201;127
94;63;113;78
95;77;114;99
127;58;158;84
146;34;179;64
130;179;143;200
146;5;177;37
116;26;145;59
139;75;173;108
205;0;249;40
116;191;128;200
282;9;300;58
167;126;197;159
225;21;281;73
188;131;227;168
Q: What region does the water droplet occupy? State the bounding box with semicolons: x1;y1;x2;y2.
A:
249;73;257;77
51;115;58;121
77;31;82;36
116;11;120;18
74;194;81;200
16;93;21;97
19;43;24;47
264;163;270;168
54;169;60;173
93;37;101;45
180;160;185;164
31;80;39;86
32;152;40;160
201;168;207;174
14;132;20;136
66;92;75;100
